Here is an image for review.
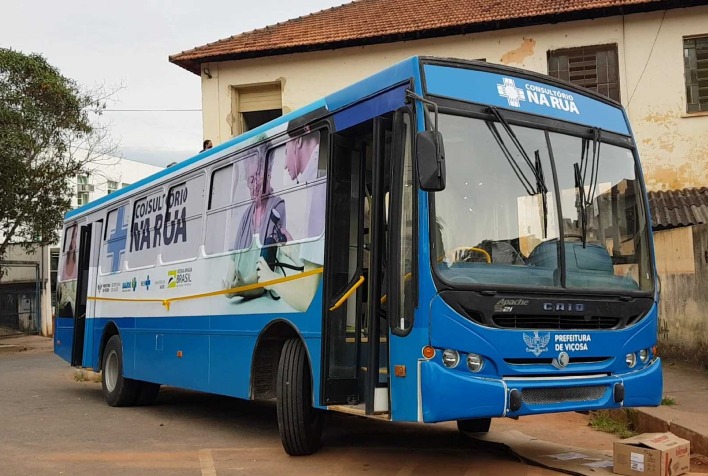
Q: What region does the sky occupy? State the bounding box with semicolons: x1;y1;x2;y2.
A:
1;0;347;167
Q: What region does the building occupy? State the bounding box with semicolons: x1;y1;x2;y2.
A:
0;157;163;337
648;187;708;363
170;0;708;193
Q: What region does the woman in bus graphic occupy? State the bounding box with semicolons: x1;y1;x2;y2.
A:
61;225;78;281
57;225;79;318
255;127;324;312
223;148;292;300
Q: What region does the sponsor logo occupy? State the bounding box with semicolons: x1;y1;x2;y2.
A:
167;268;192;289
497;77;580;114
140;275;151;291
523;331;550;357
97;283;113;294
497;78;526;107
123;278;137;292
494;298;529;313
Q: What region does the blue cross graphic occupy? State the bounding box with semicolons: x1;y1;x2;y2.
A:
106;206;128;273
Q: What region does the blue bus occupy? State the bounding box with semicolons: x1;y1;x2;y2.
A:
55;56;661;455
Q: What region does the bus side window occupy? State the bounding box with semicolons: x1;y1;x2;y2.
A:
100;205;129;274
128;190;163;269
162;175;205;263
205;163;233;255
56;223;80;319
60;224;79;281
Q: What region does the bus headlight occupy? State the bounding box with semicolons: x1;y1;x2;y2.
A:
467;353;484;373
639;349;649;363
442;349;460;368
625;353;637;368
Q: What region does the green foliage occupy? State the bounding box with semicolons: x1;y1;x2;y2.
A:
661;396;677;406
0;48;113;261
588;410;638;439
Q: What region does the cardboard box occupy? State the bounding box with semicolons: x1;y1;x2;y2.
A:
613;432;690;476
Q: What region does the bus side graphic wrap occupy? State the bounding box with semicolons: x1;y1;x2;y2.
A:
93;131;327;319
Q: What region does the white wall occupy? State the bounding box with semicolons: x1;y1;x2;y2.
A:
199;5;708;192
1;245;41;283
72;156;164;208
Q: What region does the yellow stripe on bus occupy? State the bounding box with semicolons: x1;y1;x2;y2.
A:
88;267;323;311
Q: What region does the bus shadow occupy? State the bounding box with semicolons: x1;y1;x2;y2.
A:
68;382;509;457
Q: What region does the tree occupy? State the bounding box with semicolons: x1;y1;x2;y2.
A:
0;48;116;264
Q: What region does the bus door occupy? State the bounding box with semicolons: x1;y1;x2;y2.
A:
323;115;393;414
71;220;102;367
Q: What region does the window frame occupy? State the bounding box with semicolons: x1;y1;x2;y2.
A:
684;35;708;114
547;44;621;103
161;173;206;264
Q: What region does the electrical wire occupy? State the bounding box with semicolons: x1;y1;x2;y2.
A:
627;9;666;107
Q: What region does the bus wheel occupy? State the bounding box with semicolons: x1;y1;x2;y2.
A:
276;338;323;456
102;335;139;407
134;382;161;406
457;418;491;434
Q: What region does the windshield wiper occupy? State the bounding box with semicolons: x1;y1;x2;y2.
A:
488;107;548;196
574;127;602;246
486;121;535;196
535;150;549;238
486;107;549;237
486;108;549;195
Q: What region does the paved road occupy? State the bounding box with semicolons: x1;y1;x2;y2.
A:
0;347;616;475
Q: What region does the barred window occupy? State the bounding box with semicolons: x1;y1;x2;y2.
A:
684;36;708;113
548;45;620;102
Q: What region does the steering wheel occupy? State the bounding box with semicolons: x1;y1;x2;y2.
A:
456;247;491;264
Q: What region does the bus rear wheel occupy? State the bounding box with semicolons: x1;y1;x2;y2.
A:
276;338;323;456
457;417;491;434
102;335;139;407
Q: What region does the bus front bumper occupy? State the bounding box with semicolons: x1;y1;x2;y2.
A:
420;357;662;423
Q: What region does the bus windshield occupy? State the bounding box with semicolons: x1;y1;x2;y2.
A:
433;111;653;292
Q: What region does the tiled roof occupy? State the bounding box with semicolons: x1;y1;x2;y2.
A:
648;187;708;230
170;0;698;74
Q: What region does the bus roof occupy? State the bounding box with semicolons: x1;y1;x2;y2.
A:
65;56;423;221
66;55;629;221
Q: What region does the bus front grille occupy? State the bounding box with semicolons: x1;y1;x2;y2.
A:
504;356;610;365
521;385;606;405
492;315;621;330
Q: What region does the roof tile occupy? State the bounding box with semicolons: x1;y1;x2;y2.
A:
170;0;690;74
648;187;708;230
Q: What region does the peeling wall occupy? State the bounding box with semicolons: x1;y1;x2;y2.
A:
500;37;537;65
200;5;708;188
655;225;708;366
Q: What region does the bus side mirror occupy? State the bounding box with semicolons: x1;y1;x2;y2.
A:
416;130;446;191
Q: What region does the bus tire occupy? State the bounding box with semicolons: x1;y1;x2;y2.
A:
276;338;323;456
102;335;139;407
457;417;491;434
134;382;161;406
